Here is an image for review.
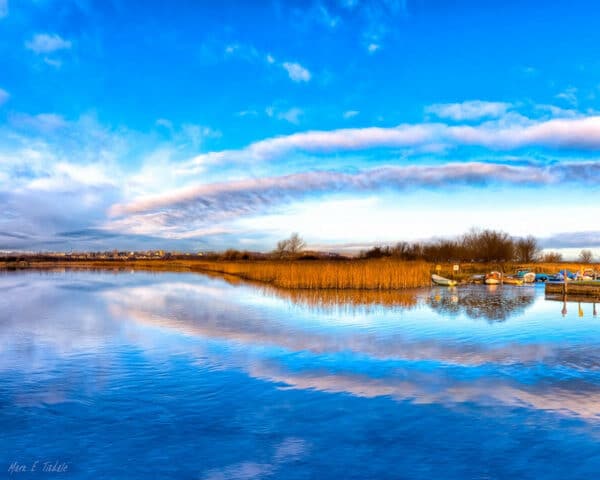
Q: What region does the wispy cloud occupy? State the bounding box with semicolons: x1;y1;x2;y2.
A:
25;33;72;54
426;100;512;121
555;87;578;107
9;113;68;132
282;62;311;82
277;107;303;124
236;109;258;117
0;0;7;19
179;115;600;174
541;231;600;249
155;118;173;130
223;42;311;83
107;160;600;240
367;43;380;53
179;124;221;148
343;110;359;119
43;57;62;68
317;4;340;28
0;88;9;105
154;119;220;148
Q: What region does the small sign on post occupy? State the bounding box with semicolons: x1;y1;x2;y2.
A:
452;264;459;279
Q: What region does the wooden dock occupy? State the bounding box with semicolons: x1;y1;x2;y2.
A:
545;281;600;299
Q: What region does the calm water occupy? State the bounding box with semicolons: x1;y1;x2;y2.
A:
1;270;600;479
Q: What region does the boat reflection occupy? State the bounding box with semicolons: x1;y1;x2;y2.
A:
427;285;536;322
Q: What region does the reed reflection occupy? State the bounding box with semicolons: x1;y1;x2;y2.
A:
259;285;420;312
427;285;536;322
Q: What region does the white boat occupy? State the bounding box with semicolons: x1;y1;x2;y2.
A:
431;274;457;287
522;272;536;283
484;271;502;285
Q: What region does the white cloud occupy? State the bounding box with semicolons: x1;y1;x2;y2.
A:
25;33;72;54
0;88;9;105
153;119;220;148
535;105;579;119
343;110;359;119
318;4;340;28
426;100;512;121
155;118;174;130
27;162;117;191
180;124;221;148
237;109;258;117
0;0;8;18
10;113;68;132
282;62;311;82
43;57;62;68
555;87;578;106
277;107;303;124
367;43;380;53
222;42;310;84
107;161;566;221
176;114;600;176
105;158;600;245
224;44;238;54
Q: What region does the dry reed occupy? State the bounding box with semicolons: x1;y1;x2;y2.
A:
192;259;432;289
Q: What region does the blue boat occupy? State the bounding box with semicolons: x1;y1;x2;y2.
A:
535;273;549;282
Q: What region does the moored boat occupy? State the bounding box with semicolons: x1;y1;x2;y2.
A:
503;276;524;286
431;274;457;287
516;270;536;283
522;272;536;283
484;271;502;285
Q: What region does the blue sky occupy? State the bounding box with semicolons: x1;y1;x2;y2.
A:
1;0;600;254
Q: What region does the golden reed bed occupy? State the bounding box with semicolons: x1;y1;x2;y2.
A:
192;259;432;289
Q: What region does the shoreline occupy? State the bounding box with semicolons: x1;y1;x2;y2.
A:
1;258;597;290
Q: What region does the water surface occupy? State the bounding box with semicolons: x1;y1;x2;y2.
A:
1;270;599;479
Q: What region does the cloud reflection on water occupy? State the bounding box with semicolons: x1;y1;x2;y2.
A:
101;279;600;420
2;271;600;421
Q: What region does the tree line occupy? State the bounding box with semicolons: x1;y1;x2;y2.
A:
202;230;594;263
359;229;593;264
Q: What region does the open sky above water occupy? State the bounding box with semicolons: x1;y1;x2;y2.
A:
2;1;600;254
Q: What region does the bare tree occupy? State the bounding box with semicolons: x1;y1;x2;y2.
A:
579;249;594;263
273;239;290;259
272;233;305;258
287;233;306;254
542;251;563;263
515;236;540;263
